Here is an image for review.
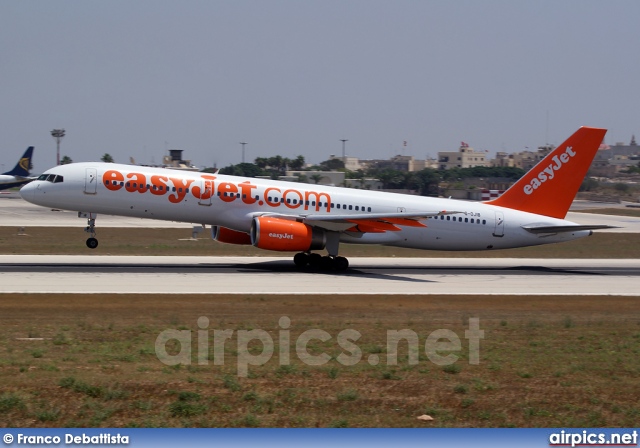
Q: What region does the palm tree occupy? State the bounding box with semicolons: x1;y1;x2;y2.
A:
290;155;305;170
310;173;323;184
101;153;114;163
60;155;73;165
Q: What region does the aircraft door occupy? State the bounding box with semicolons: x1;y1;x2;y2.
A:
493;211;504;237
198;177;213;206
84;168;97;194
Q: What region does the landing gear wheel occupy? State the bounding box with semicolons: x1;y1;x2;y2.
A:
293;252;309;268
320;256;334;271
308;253;322;269
86;237;98;249
333;256;349;271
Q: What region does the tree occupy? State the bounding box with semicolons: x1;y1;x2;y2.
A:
60;155;73;165
267;155;283;171
579;178;599;192
218;163;263;177
310;173;323;184
376;169;405;189
254;157;268;169
415;168;441;196
319;158;345;171
290;155;305;170
101;153;114;163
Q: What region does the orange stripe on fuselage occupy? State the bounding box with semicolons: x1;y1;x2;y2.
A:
347;219;401;232
382;217;427;228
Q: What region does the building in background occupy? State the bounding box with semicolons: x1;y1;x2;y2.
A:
438;142;489;170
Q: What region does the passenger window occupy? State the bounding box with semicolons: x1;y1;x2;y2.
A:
367;207;371;212
355;206;359;211
446;216;450;221
349;205;353;210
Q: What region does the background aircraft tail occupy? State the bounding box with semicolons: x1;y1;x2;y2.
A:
4;147;34;177
486;127;606;219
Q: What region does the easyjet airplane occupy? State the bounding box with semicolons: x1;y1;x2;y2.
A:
19;127;611;270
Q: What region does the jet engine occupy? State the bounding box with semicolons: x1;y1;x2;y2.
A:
250;216;326;252
211;226;252;245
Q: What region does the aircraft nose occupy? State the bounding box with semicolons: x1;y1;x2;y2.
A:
19;181;36;203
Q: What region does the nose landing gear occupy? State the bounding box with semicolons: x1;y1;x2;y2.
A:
80;212;99;249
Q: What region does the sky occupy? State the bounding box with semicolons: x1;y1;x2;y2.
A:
2;0;640;173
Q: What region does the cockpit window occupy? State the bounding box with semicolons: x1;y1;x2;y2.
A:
38;174;64;183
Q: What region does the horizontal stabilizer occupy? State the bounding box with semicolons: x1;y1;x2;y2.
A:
522;224;617;234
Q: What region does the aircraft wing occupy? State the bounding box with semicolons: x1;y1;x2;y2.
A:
253;210;461;233
521;224;618;234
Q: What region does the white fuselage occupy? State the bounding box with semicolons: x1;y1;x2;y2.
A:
0;174;32;190
19;162;590;251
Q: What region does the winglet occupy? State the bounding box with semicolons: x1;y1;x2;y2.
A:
4;147;34;177
486;127;606;219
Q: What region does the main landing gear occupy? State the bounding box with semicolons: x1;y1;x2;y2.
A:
83;215;98;249
293;252;349;272
292;231;348;271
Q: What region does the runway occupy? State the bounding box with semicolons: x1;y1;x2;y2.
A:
2;195;640;296
1;255;639;295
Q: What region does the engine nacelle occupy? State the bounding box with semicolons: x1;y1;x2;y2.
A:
250;216;326;252
211;226;252;245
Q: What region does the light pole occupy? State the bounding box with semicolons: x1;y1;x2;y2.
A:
51;129;66;166
340;139;348;160
239;142;247;164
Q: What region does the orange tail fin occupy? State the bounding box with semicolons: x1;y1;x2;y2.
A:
486;126;606;219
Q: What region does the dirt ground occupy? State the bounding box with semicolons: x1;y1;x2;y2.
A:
1;293;638;428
